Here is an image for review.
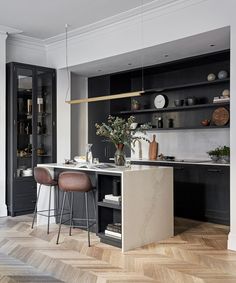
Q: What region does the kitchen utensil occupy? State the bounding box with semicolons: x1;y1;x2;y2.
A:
149;134;158;160
212;107;229;126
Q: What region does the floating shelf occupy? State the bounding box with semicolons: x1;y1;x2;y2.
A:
144;78;230;93
113;102;230;115
97;201;121;210
146;125;229;131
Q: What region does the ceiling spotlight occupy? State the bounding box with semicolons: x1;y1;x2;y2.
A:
97;69;102;72
164;54;169;58
128;63;132;66
210;44;215;47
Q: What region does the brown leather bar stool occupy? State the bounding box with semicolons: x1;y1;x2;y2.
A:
32;167;58;234
56;171;96;246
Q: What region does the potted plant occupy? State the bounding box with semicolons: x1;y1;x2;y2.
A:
219;146;230;163
131;99;141;110
207;147;221;162
95;115;150;166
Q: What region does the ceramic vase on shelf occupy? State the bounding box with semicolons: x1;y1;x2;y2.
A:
114;144;126;166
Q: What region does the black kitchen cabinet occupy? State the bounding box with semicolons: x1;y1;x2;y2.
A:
88;75;113;162
6;62;56;216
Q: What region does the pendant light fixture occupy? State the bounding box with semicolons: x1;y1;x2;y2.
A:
65;1;145;105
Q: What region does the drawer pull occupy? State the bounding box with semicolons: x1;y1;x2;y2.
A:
207;169;222;173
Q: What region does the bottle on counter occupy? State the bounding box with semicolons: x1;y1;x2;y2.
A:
37;97;44;113
86;144;93;165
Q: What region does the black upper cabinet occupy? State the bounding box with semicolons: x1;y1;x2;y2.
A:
6;62;57;216
88;75;111;162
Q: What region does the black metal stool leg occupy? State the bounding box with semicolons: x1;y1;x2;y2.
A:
92;190;97;220
31;184;41;229
47;186;52;234
69;192;74;236
85;192;90;247
56;191;66;244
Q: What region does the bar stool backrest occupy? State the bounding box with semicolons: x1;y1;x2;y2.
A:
34;167;54;185
59;171;92;192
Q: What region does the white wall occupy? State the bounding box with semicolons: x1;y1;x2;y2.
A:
71;73;88;158
132;129;230;160
45;0;236;250
0;33;7;216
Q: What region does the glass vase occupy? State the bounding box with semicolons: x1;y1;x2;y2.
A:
114;144;126;166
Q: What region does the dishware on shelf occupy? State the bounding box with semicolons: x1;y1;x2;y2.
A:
187;97;197;106
154;94;168;109
222;89;230;98
218;70;228;80
174;99;184;107
207;73;216;81
212;107;229;126
168;118;174;128
201;119;210;126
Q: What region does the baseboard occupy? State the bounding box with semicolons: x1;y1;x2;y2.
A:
227;232;236;251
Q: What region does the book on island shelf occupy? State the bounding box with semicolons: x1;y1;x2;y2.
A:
107;223;121;233
105;229;122;239
104;194;121;201
103;199;121;205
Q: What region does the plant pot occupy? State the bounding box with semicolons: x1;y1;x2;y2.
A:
220;155;230;163
114;144;126;166
210;155;219;162
131;103;140;111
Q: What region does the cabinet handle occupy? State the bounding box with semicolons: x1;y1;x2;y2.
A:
104;147;107;157
207;169;222;173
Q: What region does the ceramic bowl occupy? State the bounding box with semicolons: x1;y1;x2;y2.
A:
174;99;184;107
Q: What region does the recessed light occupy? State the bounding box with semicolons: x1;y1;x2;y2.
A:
210;44;215;47
97;69;102;72
164;54;169;58
128;63;132;66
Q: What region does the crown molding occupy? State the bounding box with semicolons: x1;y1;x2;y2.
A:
7;33;45;51
44;0;205;46
0;24;22;35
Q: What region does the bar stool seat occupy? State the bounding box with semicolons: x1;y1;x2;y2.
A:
56;171;96;246
32;167;59;234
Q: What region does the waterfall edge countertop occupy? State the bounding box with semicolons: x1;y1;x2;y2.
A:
37;163;173;252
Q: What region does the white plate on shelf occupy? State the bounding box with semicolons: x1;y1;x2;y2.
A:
154;94;167;108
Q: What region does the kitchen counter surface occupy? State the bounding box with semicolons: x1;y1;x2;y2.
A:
131;158;230;166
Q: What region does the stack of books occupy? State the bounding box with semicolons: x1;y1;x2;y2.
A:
105;223;122;239
103;194;121;205
213;96;230;103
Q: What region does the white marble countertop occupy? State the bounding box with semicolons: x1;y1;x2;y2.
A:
130;158;230;167
37;162;170;174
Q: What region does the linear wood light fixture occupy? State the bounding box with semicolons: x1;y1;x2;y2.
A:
65;1;145;105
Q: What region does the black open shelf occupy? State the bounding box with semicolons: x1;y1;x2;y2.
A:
144;78;230;93
113;102;230;115
97;232;121;248
98;201;121;210
146;125;229;131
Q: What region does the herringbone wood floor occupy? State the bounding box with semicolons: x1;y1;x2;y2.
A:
0;216;235;283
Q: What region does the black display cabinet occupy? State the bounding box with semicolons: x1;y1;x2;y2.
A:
6;62;57;216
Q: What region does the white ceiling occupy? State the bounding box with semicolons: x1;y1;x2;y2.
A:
0;0;156;39
71;27;230;77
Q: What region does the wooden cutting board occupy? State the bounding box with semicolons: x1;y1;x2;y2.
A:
212;107;229;126
149;134;158;160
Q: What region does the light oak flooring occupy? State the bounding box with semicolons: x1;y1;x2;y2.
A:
0;216;235;283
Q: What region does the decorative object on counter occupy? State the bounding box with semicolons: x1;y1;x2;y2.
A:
217;70;228;80
158;154;175;161
174;99;184;107
207;73;216;81
201;119;211;126
154;94;168;109
149;134;158;160
74;155;86;163
113;179;121;196
212;107;229;126
93;157;99;164
157;117;163;128
95;116;150;166
130;122;138;130
168;118;174;128
37;97;44;113
187;97;197;106
207;146;230;163
131;99;141;110
103;194;121;205
85;143;93;165
222;89;230;98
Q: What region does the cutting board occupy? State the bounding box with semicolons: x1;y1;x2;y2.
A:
149;134;158;160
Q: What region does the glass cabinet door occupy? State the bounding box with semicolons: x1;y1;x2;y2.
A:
16;68;34;178
35;69;55;165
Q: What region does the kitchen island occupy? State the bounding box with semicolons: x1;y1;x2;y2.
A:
37;163;173;252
